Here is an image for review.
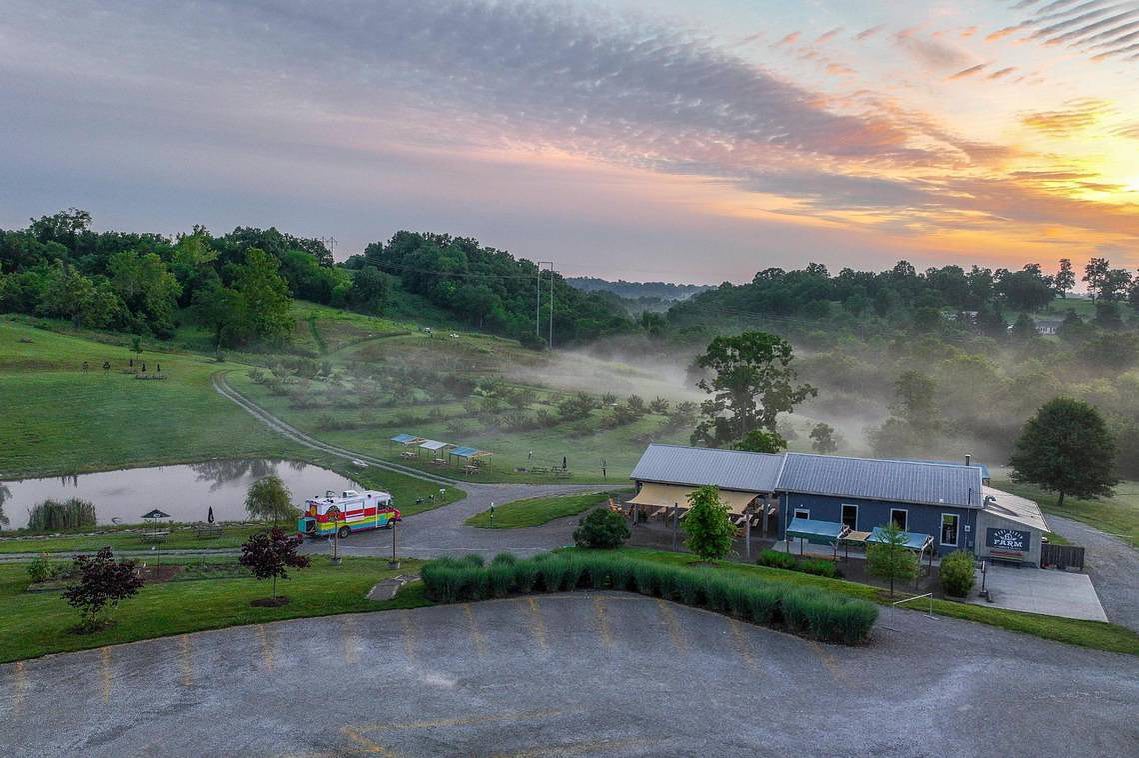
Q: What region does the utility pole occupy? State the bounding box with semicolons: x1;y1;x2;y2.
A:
535;261;553;339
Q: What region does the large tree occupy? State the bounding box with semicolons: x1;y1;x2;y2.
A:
1010;398;1118;507
233;248;293;342
691;331;816;447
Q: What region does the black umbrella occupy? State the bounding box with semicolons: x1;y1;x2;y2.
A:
562;456;567;470
207;506;215;524
143;509;171;539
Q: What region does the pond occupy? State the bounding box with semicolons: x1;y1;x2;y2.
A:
0;460;361;530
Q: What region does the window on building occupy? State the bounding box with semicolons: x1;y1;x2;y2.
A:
941;514;959;546
841;504;858;530
793;508;810;521
890;508;908;531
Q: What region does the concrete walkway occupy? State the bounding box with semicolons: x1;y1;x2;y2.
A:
971;564;1109;621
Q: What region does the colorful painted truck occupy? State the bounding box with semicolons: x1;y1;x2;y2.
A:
296;489;400;539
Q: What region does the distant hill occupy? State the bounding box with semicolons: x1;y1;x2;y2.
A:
566;277;711;301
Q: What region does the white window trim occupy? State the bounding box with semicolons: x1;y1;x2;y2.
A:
841;503;858;530
890;508;908;532
793;508;810;520
940;513;960;547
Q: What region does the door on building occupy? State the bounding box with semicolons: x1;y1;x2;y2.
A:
841;504;858;530
890;508;908;531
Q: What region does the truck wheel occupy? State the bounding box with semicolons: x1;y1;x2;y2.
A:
338;526;350;539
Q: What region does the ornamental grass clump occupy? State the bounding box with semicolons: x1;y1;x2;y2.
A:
420;552;878;645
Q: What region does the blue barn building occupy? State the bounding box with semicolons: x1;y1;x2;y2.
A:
629;445;1040;559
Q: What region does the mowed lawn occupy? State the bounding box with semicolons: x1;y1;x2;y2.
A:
0;556;428;663
993;478;1139;548
620;549;1139;655
466;490;630;528
0;524;267;554
0;319;294;477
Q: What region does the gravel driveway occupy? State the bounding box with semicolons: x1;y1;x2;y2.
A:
1048;515;1139;632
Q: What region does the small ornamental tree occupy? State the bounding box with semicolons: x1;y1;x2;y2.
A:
244;475;297;525
573;508;630;549
682;486;736;562
61;547;145;632
239;527;311;605
1009;397;1118;507
939;550;976;598
866;522;917;597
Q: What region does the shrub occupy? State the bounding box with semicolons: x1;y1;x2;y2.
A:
939;551;976;598
682;486;735;561
573;508;630;549
758;550;842;579
756;549;797;570
418;552;878;644
27;553;62;583
491;552;518;566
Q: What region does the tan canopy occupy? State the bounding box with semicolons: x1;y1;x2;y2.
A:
628;483;758;515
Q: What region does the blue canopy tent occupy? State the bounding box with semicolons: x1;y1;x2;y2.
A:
448;446;493;471
390;433;422;445
785;516;850;558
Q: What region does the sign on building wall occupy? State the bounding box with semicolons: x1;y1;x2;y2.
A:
986;527;1029;553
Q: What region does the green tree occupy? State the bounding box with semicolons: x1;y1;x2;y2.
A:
691;331;816;447
1010;313;1037;340
1010;398;1118;507
682;486;736;561
191;279;246;348
346;265;391;315
233;248;293;342
866;522;917;597
1054;258;1075;298
809;422;839;453
733;429;787;453
244;475;297;525
1083;257;1109;303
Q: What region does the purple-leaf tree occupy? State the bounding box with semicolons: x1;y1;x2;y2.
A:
61;547;145;632
239;527;311;602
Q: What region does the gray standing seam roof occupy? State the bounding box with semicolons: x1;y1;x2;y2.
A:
630;444;783;493
630;445;984;507
778;453;983;508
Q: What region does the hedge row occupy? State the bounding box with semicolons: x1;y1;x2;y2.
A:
420;552;877;645
756;549;842;579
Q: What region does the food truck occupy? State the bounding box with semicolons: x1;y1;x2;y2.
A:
297;489;400;539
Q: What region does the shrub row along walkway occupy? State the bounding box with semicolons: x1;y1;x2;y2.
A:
213;371;599;558
2;594;1135;757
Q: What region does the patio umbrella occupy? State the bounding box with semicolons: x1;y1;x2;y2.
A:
142;509;171;537
207;506;214;524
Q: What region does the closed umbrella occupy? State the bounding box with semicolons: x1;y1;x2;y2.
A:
207;506;215;524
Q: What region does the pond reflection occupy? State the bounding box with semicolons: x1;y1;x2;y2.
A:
0;460;360;529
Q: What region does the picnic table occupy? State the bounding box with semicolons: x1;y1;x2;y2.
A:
194;524;224;539
139;531;169;543
400;451;416;459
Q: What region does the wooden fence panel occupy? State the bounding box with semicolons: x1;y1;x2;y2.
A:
1041;543;1085;571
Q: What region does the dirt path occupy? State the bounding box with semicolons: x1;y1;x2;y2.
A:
212;372;600;557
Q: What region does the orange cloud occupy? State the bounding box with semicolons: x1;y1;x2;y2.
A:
986;25;1021;43
948;63;987;80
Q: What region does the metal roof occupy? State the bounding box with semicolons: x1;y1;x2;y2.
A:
630;444;782;493
982;486;1049;532
900;458;991;480
778;453;983;508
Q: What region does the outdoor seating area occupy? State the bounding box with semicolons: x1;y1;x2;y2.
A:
388;433;493;474
194;524;224;539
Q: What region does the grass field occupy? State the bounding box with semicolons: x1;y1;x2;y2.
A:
0;523;267;554
620;548;1139;655
465;490;630;528
994;478;1139;548
0;317;466;523
0;556;429;663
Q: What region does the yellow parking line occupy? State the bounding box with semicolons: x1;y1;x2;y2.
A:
256;625;275;672
100;647;112;704
655;599;687;654
463;603;488;657
341;726;398;756
726;617;756;671
178;634;193;687
494;736;665;757
11;660;26;717
342;615;359;665
354;709;564;734
527;597;548;651
399;610;417;662
592;596;613;648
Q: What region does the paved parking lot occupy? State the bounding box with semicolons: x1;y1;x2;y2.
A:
2;593;1136;757
973;564;1108;621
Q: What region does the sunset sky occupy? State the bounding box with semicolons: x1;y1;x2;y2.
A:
2;0;1137;282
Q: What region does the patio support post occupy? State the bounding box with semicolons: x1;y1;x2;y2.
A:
671;502;679;551
745;515;751;561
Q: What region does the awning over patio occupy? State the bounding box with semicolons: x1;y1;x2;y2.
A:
627;483;758;514
786;517;849;545
450;446;492;460
865;527;934;551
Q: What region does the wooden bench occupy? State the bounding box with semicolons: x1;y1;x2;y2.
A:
194;524;224;539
